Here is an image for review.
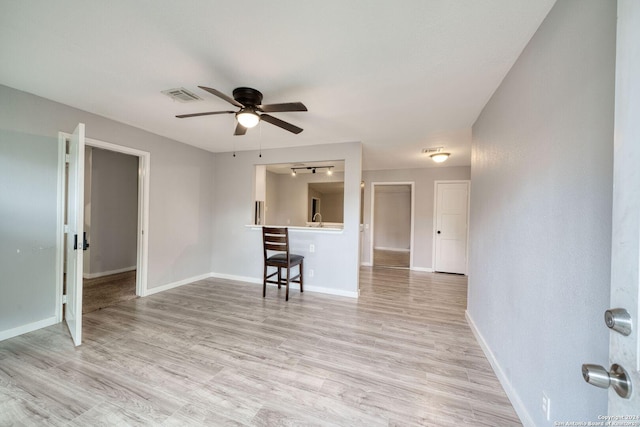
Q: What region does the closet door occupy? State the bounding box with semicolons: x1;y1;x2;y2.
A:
434;181;469;274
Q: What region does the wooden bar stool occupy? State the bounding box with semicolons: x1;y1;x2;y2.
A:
262;227;304;301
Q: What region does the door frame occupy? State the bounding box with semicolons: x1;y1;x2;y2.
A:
369;182;415;269
432;180;470;275
55;133;151;322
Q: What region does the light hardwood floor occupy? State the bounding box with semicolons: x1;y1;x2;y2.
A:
373;249;410;269
83;270;137;314
0;268;521;426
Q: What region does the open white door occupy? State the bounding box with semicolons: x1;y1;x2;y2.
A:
65;123;85;346
608;0;639;412
582;1;639;412
434;181;469;274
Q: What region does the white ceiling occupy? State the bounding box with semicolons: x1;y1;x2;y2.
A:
0;1;555;170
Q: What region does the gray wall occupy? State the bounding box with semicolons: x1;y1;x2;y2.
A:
467;0;615;424
0;84;215;337
212;143;361;296
374;187;411;250
319;192;343;223
361;166;470;269
86;147;138;276
0;130;58;334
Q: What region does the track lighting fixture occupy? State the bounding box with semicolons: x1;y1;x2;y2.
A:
290;165;334;176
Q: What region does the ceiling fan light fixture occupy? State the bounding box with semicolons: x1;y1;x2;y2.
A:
430;152;450;163
236;109;259;128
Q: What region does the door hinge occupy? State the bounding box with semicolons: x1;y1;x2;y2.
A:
65;153;70;163
64;224;69;233
62;294;67;304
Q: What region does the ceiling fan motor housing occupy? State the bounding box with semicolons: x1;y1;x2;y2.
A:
233;87;263;107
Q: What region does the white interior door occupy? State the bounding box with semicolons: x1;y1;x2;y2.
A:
65;123;85;346
434;181;469;274
608;0;639;412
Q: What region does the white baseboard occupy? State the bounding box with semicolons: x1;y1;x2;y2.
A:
210;272;358;298
144;272;212;296
83;265;136;279
411;266;434;272
144;270;360;300
374;246;410;252
263;281;358;298
0;316;58;342
465;311;533;427
209;272;261;284
303;285;358;298
360;262;373;267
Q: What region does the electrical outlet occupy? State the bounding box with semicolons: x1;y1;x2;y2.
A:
309;269;314;277
542;392;550;421
309;244;315;253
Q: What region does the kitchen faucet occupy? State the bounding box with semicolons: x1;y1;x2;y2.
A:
312;212;323;227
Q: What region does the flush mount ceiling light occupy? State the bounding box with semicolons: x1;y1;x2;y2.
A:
430;152;450;163
422;146;450;163
236;108;260;128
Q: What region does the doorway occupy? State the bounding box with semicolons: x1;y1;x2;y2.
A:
370;182;414;269
56;129;150;344
82;146;139;313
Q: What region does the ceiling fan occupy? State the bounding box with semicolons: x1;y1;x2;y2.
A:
176;86;307;135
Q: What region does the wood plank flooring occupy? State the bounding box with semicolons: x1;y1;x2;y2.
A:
373;249;410;269
83;270;137;314
0;267;521;426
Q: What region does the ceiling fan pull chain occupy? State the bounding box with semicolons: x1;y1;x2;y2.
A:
259;122;262;158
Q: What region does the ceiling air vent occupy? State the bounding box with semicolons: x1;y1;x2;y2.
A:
422;147;444;154
161;87;203;103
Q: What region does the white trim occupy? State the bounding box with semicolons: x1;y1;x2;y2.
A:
210;272;358;298
144;273;212;296
370;182;415;269
107;270;360;300
85;137;150;298
59;134;151;298
411;266;434;273
360;262;373;267
0;316;58;342
466;311;532;427
303;285;358;298
210;272;262;284
55;133;66;323
83;265;136;279
432;180;471;274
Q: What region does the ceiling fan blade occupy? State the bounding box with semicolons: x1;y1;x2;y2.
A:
258;102;308;113
176;111;234;118
198;86;244;108
234;122;247;136
260;114;303;134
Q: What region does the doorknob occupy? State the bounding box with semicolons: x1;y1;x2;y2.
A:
82;231;90;251
582;363;632;398
604;308;632;336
